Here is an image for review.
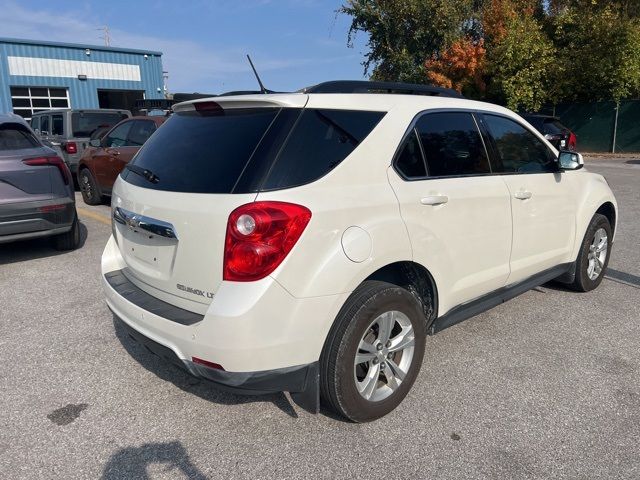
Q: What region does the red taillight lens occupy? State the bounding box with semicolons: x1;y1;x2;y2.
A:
223;201;312;282
23;156;72;185
64;141;77;154
569;132;577;150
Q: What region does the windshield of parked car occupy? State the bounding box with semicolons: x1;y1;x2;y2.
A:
71;112;129;137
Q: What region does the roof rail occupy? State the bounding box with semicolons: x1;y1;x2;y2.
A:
301;80;464;98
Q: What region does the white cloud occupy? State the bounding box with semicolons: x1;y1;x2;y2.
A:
0;1;351;92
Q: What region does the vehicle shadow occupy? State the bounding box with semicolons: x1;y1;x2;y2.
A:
0;221;88;266
101;440;208;480
111;315;300;419
544;267;640;291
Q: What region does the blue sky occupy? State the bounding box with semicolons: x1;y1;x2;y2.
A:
0;0;369;93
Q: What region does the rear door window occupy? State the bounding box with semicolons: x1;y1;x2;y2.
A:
394;129;427;178
31;116;40;133
415;112;491;177
483;114;557;173
51;114;64;136
40;115;50;135
261;109;385;190
104;122;134;148
127;120;157;147
0;123;40;150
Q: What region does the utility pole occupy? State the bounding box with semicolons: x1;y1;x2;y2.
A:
98;26;111;47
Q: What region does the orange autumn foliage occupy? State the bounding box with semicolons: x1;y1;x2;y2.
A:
425;38;486;93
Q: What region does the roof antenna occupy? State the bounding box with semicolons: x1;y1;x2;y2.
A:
246;54;268;94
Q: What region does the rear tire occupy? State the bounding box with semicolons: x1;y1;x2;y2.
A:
320;281;426;422
79;168;102;205
568;213;612;292
54;214;81;251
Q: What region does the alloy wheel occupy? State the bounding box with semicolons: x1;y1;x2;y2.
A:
354;310;415;402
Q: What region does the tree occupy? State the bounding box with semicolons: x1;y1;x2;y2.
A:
338;0;478;82
424;37;486;96
486;10;557;111
549;4;640;102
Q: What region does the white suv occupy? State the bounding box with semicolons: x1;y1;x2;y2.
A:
102;81;617;422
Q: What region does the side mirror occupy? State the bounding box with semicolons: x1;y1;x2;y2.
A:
558;150;584;170
90;138;101;148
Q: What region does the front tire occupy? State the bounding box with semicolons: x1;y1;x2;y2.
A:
79;168;102;205
569;213;612;292
320;281;426;422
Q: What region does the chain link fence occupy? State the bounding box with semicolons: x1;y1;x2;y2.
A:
538;100;640;153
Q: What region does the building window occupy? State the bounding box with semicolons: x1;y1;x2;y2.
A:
10;86;70;120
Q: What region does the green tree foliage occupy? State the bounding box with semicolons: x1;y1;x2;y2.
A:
338;0;478;82
487;12;557;110
340;0;640;106
549;3;640;102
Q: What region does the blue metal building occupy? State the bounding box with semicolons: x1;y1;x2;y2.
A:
0;37;164;119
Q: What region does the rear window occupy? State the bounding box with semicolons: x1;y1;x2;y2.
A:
543;119;566;135
0;123;40;151
71;112;128;137
124;107;385;194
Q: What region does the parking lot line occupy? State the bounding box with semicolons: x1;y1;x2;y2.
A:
77;206;111;226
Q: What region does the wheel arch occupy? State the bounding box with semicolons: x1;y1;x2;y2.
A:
363;261;439;329
595;201;616;237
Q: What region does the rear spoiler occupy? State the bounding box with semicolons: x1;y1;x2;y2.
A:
172;94;308;113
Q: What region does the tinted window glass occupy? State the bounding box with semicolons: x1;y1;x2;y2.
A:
127;120;156;147
40;116;50;134
124;108;279;194
31;116;40;132
416;112;490;177
0;124;40;150
30;88;48;97
484;115;557;173
395;130;426;178
72;112;128;137
104;122;133;148
543;119;566;135
51;114;64;136
261;109;384;190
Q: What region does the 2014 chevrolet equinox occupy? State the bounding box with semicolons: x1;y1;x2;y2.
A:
102;81;617;422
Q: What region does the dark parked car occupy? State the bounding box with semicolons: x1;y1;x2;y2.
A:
0;114;80;250
78;116;166;205
522;114;577;151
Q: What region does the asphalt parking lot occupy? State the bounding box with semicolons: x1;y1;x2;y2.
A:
1;157;638;479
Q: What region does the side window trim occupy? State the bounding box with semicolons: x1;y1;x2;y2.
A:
479;112;559;175
392;108;493;181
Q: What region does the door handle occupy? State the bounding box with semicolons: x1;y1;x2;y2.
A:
514;190;532;200
420;195;449;206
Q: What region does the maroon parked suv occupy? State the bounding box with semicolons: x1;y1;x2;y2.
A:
78;116;166;205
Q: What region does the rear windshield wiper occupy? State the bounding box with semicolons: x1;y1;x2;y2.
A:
125;164;159;184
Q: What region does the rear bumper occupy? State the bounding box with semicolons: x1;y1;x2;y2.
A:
115;314;318;397
0;197;75;243
102;234;347;411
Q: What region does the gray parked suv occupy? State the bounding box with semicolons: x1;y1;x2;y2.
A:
0;114;80;250
30;108;130;179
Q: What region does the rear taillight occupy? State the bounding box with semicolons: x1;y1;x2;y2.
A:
569;132;577;150
64;141;77;154
23;156;72;185
223;201;312;282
